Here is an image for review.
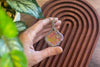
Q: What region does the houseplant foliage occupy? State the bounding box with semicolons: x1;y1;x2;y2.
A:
7;0;44;19
0;0;44;67
0;7;27;67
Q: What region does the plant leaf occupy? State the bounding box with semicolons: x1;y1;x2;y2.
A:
32;0;45;18
0;6;27;67
15;21;27;32
0;36;23;57
0;7;18;38
3;36;23;51
1;53;13;67
0;38;7;57
7;0;44;19
1;50;27;67
0;33;1;38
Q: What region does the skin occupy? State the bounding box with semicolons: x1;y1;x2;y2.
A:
19;17;63;67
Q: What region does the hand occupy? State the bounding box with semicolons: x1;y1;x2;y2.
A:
19;18;63;67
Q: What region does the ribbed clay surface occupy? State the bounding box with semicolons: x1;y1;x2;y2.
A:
34;0;100;67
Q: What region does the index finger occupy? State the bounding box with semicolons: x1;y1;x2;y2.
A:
28;17;58;34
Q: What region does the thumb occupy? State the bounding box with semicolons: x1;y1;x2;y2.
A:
39;46;63;60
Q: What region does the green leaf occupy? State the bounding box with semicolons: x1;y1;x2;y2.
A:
7;0;44;19
0;5;27;67
1;50;27;67
1;53;13;67
0;36;23;57
0;33;1;38
3;36;23;51
15;21;27;32
0;58;1;62
0;38;7;57
32;0;45;19
0;7;18;38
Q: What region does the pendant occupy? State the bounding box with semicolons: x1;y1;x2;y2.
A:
45;19;64;47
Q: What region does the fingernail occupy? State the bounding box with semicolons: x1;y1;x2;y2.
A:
58;20;61;23
58;47;63;52
55;18;58;20
55;47;63;54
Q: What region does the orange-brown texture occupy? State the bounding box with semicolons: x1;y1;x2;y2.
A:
33;0;100;67
21;0;100;67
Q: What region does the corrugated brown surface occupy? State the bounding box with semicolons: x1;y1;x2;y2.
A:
34;0;100;67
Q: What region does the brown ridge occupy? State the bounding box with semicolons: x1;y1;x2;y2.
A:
34;0;100;67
